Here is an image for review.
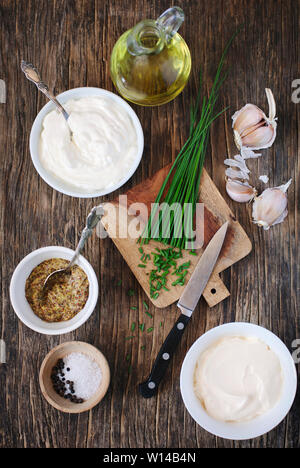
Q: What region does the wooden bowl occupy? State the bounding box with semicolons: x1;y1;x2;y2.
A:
39;341;110;413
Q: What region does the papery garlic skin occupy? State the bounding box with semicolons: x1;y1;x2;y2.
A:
252;179;292;229
224;154;250;180
226;178;257;203
259;175;269;184
240;148;262;159
232;89;277;153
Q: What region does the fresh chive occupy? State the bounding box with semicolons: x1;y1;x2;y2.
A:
139;36;235;250
147;247;193;299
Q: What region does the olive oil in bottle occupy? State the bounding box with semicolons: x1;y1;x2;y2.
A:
110;7;191;106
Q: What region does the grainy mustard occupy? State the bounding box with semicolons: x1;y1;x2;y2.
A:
25;258;89;322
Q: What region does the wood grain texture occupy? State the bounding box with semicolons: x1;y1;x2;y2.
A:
101;165;252;308
0;0;299;448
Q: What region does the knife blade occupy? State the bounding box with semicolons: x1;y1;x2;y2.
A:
139;221;228;398
177;221;228;317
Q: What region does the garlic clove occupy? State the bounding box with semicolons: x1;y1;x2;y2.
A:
232;104;264;137
242;124;275;148
226;178;257;203
252;179;292;229
232;89;277;152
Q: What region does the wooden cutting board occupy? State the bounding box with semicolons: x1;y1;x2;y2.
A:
101;165;252;308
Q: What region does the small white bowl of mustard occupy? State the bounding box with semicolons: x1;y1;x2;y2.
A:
10;246;98;335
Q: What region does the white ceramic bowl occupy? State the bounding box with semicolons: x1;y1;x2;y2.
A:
29;87;144;198
180;322;297;440
10;246;99;335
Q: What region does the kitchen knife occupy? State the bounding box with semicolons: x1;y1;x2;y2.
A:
139;221;228;398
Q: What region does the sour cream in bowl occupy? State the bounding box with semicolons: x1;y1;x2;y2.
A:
180;323;297;440
30;88;144;198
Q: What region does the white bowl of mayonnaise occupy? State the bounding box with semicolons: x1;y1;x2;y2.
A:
30;87;144;197
180;322;297;440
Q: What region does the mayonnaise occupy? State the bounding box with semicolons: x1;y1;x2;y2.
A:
194;336;283;423
39;96;139;192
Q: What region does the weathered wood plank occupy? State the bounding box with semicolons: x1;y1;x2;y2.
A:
0;0;299;448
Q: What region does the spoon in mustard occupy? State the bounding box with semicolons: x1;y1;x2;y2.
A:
21;60;71;129
41;205;104;297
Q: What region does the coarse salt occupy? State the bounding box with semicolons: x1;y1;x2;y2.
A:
62;352;102;400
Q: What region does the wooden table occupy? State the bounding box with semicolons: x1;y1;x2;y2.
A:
0;0;299;448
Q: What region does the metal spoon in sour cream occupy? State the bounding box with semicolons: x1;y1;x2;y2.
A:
39;96;138;193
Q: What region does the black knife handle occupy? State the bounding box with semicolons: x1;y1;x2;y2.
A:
138;314;190;398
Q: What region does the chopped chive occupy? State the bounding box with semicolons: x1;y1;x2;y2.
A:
128;289;135;297
138;264;146;268
139;323;145;332
117;280;122;286
130;306;137;310
147;327;154;333
126;354;131;361
138;247;144;254
141;345;145;351
145;311;153;319
160;321;163;327
125;336;134;340
143;300;149;310
131;322;136;332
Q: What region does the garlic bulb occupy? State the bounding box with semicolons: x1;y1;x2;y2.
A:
252;179;292;229
226;178;257;203
232;88;277;156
